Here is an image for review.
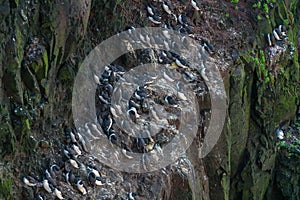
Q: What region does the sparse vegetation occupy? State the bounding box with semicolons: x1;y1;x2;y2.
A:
0;177;13;199
230;0;239;3
246;49;272;84
252;0;278;20
277;116;300;157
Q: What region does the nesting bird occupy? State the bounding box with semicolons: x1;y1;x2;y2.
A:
147;4;161;16
279;25;287;36
201;38;214;54
191;0;200;11
273;29;281;40
49;164;60;178
54;188;64;199
165;95;177;105
178;14;189;25
65;171;76;185
276;128;284;140
200;68;209;82
102;116;113;132
88;171;105;186
72;144;82;156
267;33;275;47
76;131;90;153
42;179;52;193
148;15;162;24
121;148;134;159
45;169;57;186
76;179;87;195
266;25;287;46
175;57;189;68
23;177;36;187
69;159;79;169
127;107;140;122
127;192;136;200
162;2;173;15
135;85;150;100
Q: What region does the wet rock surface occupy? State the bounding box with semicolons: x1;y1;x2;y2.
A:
0;0;299;200
274;116;300;200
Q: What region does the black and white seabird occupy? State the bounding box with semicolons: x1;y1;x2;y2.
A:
37;194;44;200
163;71;175;82
274;28;285;39
135;86;149;100
179;25;194;35
129;100;140;110
45;169;57;186
147;4;161;16
49;164;60;178
165;95;177;105
201;68;209;82
23;177;36;187
279;25;287;36
108;131;117;143
76;179;87;195
162;2;173;15
103;116;113;132
125;26;135;34
76;131;90;153
276;128;284;140
273;29;281;40
127;192;137;200
201;38;214;54
63;148;72;159
94;74;100;85
267;33;272;46
42;179;52;193
72;144;82;156
69;159;79;169
175;57;189;68
87;166;101;177
178;14;189;25
88;171;105;186
94;176;105;186
70;131;78;143
65;171;76;185
127;107;139;122
270;33;276;46
54;188;64;200
148;15;162;24
121;148;134;159
191;0;200;11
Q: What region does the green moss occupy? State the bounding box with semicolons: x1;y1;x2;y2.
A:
253;2;261;9
242;49;271;84
221;173;229;200
0;105;16;157
263;3;269;15
0;177;13;199
231;0;239;3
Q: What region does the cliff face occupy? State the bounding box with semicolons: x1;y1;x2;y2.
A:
0;0;299;199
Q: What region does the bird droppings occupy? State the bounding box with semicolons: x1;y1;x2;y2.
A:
18;0;237;199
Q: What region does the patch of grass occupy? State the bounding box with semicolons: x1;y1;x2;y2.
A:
230;0;239;3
